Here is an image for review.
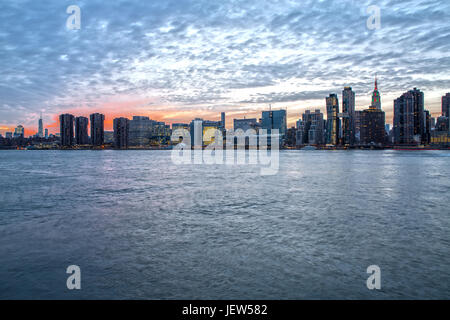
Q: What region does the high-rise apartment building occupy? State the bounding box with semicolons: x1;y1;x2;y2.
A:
90;113;105;146
59;114;74;146
296;109;324;145
326;94;340;145
261;109;287;144
75;116;89;145
113;117;129;149
393;88;429;144
342;87;356;146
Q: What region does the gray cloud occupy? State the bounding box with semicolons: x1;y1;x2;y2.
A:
0;0;450;130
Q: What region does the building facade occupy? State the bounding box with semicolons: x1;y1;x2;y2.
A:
342;87;356;146
59;114;74;147
360;108;386;146
393;88;430;145
261;109;287;144
326;94;340;145
296;109;324;146
90;113;105;146
38;115;44;138
75;116;89;145
113;117;129;149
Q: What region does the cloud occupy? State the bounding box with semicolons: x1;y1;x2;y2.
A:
0;0;450;134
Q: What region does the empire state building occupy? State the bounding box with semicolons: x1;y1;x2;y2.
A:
371;77;381;110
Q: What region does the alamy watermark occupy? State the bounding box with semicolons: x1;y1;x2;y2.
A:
66;5;81;30
66;265;81;290
366;265;381;290
366;5;381;30
171;128;280;176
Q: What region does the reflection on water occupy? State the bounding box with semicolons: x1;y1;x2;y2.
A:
0;150;449;299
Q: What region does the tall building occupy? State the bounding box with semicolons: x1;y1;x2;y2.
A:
326;94;340;145
442;93;450;118
129;116;154;146
360;108;386;146
90;113;105;146
372;77;381;110
14;125;24;138
261;109;287;144
442;93;450;131
38;114;44;138
59;114;74;146
44;128;48;139
221;112;226;129
393;88;429;145
296;109;324;145
113;117;129;149
342;87;356;145
75;116;89;145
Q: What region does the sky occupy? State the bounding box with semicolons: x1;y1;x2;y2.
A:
1;0;450;136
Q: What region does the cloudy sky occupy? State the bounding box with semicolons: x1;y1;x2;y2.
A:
1;0;449;135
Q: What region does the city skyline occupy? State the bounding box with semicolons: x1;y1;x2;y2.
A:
3;83;448;141
1;0;450;136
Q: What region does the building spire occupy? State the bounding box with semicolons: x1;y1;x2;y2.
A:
375;75;378;91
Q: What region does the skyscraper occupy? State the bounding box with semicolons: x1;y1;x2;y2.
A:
113;117;130;149
129;116;154;146
442;93;450;118
75;116;89;145
38;114;44;138
393;88;428;144
371;77;381;110
296;109;324;145
14;125;24;138
45;128;48;139
342;87;356;145
90;113;105;146
360;108;386;146
326;94;340;145
59;114;74;147
261;109;287;144
221;112;226;129
442;93;450;131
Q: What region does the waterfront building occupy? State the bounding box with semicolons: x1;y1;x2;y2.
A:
38;114;44;138
59;114;74;146
129;116;153;146
354;110;363;143
75;116;89;145
45;128;48;139
221;112;226;130
393;88;429;145
342;87;356;145
5;132;12;139
326;94;340;145
190;118;204;148
261;109;287;144
442;93;450;118
360;108;386;146
113;117;129;149
14;125;24;138
296;109;324;146
436;116;449;132
233;118;261;132
442;93;450;131
90;113;105;146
